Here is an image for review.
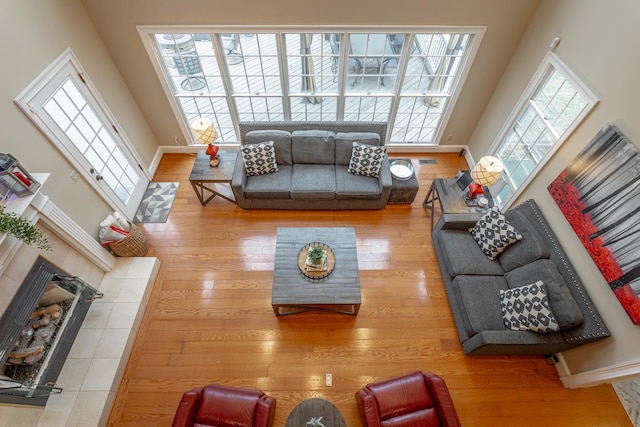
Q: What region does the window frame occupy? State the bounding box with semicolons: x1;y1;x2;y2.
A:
487;52;599;209
137;25;485;147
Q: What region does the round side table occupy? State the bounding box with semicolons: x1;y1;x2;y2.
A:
285;397;346;427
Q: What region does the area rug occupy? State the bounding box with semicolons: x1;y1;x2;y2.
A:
133;182;179;223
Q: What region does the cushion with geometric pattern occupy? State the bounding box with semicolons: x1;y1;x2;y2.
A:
240;140;278;176
348;141;386;178
500;281;560;333
469;206;523;260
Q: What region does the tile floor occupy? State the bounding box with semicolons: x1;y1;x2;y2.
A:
614;379;640;426
0;256;160;427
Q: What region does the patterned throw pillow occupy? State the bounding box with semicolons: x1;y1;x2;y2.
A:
500;281;560;333
348;141;386;178
469;206;523;259
240;141;278;176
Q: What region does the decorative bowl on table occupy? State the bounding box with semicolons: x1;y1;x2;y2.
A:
297;242;336;280
389;159;415;181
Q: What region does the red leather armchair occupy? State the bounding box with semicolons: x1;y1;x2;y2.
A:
355;371;461;427
172;384;276;427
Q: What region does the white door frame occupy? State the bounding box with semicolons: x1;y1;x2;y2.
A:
14;48;151;219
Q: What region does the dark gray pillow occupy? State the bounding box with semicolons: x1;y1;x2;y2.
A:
499;210;550;272
505;259;584;329
245;130;292;165
335;132;380;165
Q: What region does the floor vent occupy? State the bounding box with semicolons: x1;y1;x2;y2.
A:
419;159;438;164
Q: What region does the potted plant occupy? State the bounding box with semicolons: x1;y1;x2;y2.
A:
305;245;326;271
0;206;50;250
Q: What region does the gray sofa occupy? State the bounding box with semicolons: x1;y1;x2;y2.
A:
432;199;610;355
231;122;392;209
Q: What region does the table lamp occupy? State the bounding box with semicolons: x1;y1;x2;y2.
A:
191;117;219;166
468;155;504;198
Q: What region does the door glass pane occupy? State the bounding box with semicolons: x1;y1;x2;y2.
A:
43;79;140;204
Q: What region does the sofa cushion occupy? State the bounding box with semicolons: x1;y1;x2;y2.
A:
335;132;381;165
240;141;278;176
499;210;550;272
453;275;508;335
244;165;292;199
436;230;504;277
348;142;386;177
500;281;560;333
335;166;381;200
290;164;336;199
291;130;335;164
245;130;292;165
505;259;584;329
470;206;523;260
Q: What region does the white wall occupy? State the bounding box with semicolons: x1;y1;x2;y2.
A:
467;0;640;375
0;0;159;235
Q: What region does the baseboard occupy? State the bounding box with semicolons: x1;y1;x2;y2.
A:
155;144;468;156
554;353;640;388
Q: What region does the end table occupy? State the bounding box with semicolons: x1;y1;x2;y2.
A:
189;150;238;205
423;178;494;229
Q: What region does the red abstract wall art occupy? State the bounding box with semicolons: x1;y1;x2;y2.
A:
548;124;640;324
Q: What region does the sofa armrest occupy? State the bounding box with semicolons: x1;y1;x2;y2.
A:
355;389;383;427
231;155;248;205
462;330;573;356
423;373;461;427
379;155;392;200
172;387;204;427
432;213;483;237
254;395;276;427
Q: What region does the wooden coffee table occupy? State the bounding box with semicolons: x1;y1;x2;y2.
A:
272;227;361;316
285;398;346;427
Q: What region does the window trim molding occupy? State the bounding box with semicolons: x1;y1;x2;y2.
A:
137;25;486;147
487;52;599;209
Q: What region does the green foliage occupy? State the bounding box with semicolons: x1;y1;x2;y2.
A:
0;206;51;251
308;245;325;261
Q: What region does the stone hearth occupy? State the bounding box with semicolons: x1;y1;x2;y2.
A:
0;175;159;426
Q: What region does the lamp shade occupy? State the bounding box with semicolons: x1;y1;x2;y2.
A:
470;156;504;187
191;117;218;145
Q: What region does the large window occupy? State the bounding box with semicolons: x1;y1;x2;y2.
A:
489;53;598;208
139;27;483;146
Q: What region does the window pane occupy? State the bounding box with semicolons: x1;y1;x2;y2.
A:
149;29;478;145
491;56;597;207
344;96;392;122
345;33;399;94
391;96;447;143
290;96;338;121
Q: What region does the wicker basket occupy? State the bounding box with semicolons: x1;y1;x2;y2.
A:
108;222;149;257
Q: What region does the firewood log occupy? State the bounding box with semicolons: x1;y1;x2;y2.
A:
9;344;45;359
30;304;61;319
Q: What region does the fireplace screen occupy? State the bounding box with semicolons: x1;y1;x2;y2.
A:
0;257;102;406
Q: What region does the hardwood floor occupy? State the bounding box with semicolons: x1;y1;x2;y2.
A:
107;152;631;426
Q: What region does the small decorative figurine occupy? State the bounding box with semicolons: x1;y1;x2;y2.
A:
206;143;219;167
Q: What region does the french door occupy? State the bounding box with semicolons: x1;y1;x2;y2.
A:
15;49;149;219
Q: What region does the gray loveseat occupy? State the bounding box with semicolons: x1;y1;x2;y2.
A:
231;122;391;209
432;199;610;355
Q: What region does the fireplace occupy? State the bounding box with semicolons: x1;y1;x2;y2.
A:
0;257;101;406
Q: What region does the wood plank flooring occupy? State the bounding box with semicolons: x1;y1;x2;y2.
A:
107;152;631;426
